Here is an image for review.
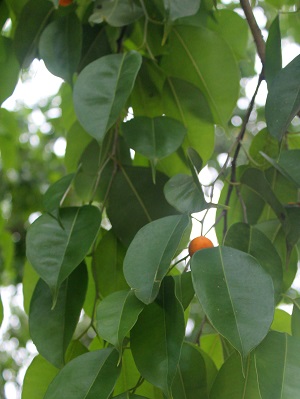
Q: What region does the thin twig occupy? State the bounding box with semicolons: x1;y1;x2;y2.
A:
240;0;266;65
222;71;264;240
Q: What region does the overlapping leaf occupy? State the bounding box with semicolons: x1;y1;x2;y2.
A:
265;16;282;86
44;348;121;399
43;174;75;213
29;263;87;368
89;0;143;26
123;215;190;304
26;205;101;300
191;246;274;363
73;51;142;142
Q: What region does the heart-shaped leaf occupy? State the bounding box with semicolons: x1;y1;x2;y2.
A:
26;205;101;301
191;246;274;363
73;51;142;142
96;290;144;351
44;348;121;399
124;214;190;304
29;263;88;368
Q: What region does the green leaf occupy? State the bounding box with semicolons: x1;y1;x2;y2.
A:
29;263;87;368
265;15;282;87
207;9;249;61
164;173;207;214
26;205;101;300
210;352;261;398
124;214;190;304
89;0;143;27
224;222;283;302
265;54;300;140
162;78;215;163
14;0;54;67
22;261;39;315
107;166;179;247
0;37;19;105
249;128;279;169
96;290;144;351
271;309;291;334
241;168;288;228
94;230;129;297
131;277;185;396
39;13;82;84
191;246;274;362
277;149;300;188
43;174;75;213
255;331;300;399
200;334;224;369
163;0;200;20
73;51;142;142
160;26;240;127
122;116;186;164
65;121;92;172
22;355;59;399
291;299;300;337
44;348;121;399
171;342;208;399
173;272;195;310
113;395;150;399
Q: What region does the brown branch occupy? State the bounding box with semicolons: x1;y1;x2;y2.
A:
222;71;264;240
240;0;266;65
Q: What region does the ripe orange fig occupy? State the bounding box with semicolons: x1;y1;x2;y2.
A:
59;0;73;6
188;236;214;257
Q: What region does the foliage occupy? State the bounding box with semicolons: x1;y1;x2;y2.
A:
0;0;300;398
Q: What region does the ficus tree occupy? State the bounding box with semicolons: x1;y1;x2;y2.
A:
0;0;300;398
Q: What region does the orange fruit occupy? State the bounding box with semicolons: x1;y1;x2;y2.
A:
59;0;73;6
188;236;214;257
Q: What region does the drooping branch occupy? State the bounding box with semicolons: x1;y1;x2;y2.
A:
240;0;266;65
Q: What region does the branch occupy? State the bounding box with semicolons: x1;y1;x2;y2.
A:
222;71;264;240
240;0;266;65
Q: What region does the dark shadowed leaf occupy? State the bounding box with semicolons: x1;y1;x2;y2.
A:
191;246;274;362
173;272;194;310
29;263;87;368
96;290;144;351
0;37;20;105
73;51;142;142
39;13;82;84
43;174;75;213
124;215;190;304
291;299;300;337
131;278;185;396
265;54;300;140
44;348;121;399
265;15;282;87
26;206;101;300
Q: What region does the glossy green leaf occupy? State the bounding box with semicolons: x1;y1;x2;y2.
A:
22;355;59;399
163;0;200;20
207;9;249;61
255;331;300;399
39;13;82;84
210;352;261;398
96;290;144;350
241;168;288;228
73;51;142;142
173;272;194;310
122;116;186;164
14;0;54;67
161;26;240;127
224;222;283;302
124;214;190;304
29;263;87;368
44;348;121;399
89;0;143;26
164;173;207;214
26;206;101;300
271;309;291;334
191;246;274;362
94;230;129;297
0;37;20;105
163;78;215;163
43;174;74;213
107;166;178;247
291;299;300;337
131;277;185;396
265;15;282;87
171;342;208;399
266;54;300;140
